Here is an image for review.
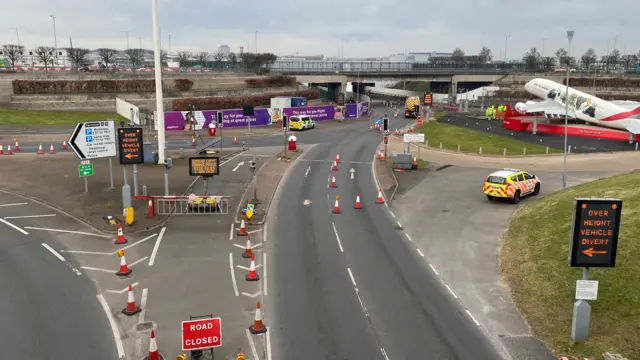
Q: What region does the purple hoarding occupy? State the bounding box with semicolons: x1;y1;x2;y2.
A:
283;105;335;121
163;109;272;131
360;102;370;116
345;104;358;119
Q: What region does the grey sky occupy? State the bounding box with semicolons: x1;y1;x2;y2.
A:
2;0;639;60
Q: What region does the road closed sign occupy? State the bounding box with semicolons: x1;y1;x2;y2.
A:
181;318;222;351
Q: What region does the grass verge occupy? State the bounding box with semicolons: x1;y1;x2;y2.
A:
0;107;126;125
500;171;640;359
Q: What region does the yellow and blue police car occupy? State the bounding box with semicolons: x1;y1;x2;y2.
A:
483;168;541;204
288;115;315;131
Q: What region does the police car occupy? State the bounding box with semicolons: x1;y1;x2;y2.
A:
288;115;315;131
483;168;541;204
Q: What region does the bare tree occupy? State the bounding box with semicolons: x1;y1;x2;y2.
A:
212;51;224;65
35;46;55;71
580;48;597;70
555;48;570;66
152;50;168;65
522;48;541;70
124;48;145;71
228;52;238;67
2;44;24;70
451;48;465;64
196;52;210;68
177;51;192;67
541;57;556;71
620;54;638;70
478;46;493;63
607;49;621;69
66;47;90;70
97;48;118;71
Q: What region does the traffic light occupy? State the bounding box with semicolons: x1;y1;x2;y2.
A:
217;111;223;125
415;104;421;114
383;117;389;131
384;136;388;144
283;115;288;129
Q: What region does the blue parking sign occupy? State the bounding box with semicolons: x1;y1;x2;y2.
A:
85;136;93;142
85;128;93;135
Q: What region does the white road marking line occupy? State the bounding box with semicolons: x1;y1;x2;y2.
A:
81;266;114;273
241;291;262;298
0;218;29;235
326;194;331;213
263;253;268;296
23;226;107;238
354;288;369;316
0;202;28;207
72;268;82;276
229;223;234;241
266;328;272;360
304;165;311;177
232;161;245;172
397;221;402;228
404;233;412;241
347;268;357;287
300;159;372;164
105;283;140;294
445;285;459;299
129;256;149;267
139;288;148;323
96;294;126;358
120;233;158;253
61;250;112;255
381;348;390;360
465;310;481;326
416;248;425;257
331;222;344;252
248;229;262;234
42;243;65;261
4;214;56;219
147;228;166;266
246;328;260;360
389;211;396;219
429;264;440;276
264;222;268;242
237;264;262;271
229;253;239;297
220;151;246;166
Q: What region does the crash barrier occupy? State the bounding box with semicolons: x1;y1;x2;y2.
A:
133;195;232;215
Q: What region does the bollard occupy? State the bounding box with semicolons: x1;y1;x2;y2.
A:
147;199;154;218
636;142;639;151
425;139;428;148
568;145;572;154
503;148;507;157
439;142;443;149
545;146;549;154
142;185;148;196
179;148;184;159
479;146;482;155
523;147;526;156
457;144;460;152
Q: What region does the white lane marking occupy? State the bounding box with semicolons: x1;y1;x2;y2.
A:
0;202;28;207
354;288;369;316
72;268;82;276
465;310;481;326
429;264;440;276
220;151;246;166
445;285;459;299
148;227;166;266
229;223;234;240
397;221;402;228
61;250;112;255
129;256;149;267
105;283;140;294
404;233;412;242
264;222;268;242
229;253;239;297
266;328;272;360
263;253;268;296
381;348;390;360
23;226;107;238
326;194;331;213
139;288;148;323
42;243;65;261
389;211;396;219
246;328;260;360
237;264;263;271
241;291;262;298
331;222;344;252
81;266;114;273
416;248;425;257
300;159;372;164
120;233;158;253
96;294;126;358
304;165;311;177
232;161;245;172
4;214;56;219
0;218;29;235
248;229;262;234
347;268;357;287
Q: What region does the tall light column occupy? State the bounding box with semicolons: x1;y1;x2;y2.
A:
151;0;167;195
255;30;258;53
504;35;510;63
50;15;58;62
562;30;575;189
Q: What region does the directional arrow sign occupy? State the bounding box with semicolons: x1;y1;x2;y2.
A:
232;161;245;172
69;121;117;160
350;168;355;179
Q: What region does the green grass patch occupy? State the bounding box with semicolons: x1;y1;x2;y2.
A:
0;107;126;125
500;172;640;359
417;120;562;155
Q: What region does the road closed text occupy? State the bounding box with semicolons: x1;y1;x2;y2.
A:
185;335;220;347
181;318;222;350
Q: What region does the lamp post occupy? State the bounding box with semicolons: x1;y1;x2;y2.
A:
50;15;58;62
151;0;168;195
255;30;258;53
562;30;575;190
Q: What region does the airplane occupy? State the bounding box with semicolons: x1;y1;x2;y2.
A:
515;78;640;134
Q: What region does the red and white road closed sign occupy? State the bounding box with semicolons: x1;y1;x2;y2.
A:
181;318;222;351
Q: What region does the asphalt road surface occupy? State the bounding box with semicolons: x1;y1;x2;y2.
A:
264;107;503;359
0;192;118;360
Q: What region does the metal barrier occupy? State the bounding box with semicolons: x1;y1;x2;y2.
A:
150;196;232;215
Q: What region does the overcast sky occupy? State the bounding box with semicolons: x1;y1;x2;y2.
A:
2;0;640;60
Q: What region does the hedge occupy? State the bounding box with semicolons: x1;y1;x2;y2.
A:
244;75;296;88
493;89;640;102
172;88;320;111
173;79;194;91
12;79;159;94
561;77;640;88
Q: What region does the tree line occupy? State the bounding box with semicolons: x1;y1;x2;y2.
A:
175;51;277;71
521;47;639;71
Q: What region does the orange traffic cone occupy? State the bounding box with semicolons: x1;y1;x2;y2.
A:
369;125;373;131
380;152;385;161
329;176;337;188
376;189;385;204
191;136;196;147
115;222;127;244
0;145;3;155
14;141;19;151
37;144;44;155
246;255;259;281
237;215;248;236
62;140;68;150
6;145;12;155
146;330;160;360
335;153;341;163
412;156;417;166
394;128;399;135
332;196;341;214
122;285;141;316
331;161;338;171
116;250;132;276
233;136;238;145
242;235;254;258
249;301;268;334
354;193;362;209
147;200;154;218
49;144;55;154
377;149;382;159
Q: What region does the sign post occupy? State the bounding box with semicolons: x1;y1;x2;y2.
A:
117;127;144;210
189;157;220;195
78;160;94;193
568;198;622;342
69;121;117;191
403;133;425;162
182;316;221;359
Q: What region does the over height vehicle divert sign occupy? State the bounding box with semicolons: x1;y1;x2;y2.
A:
568;198;623;268
117;127;144;165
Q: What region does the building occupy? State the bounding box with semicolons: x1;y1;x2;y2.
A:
218;45;230;57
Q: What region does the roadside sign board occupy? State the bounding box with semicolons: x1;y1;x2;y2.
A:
69;121;117;160
424;92;433;105
181;318;222;351
575;280;599;300
189;157;220;177
568;198;623;268
78;163;94;177
117;127;144;165
403;133;425;143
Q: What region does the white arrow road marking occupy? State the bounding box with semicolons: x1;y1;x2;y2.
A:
232;161;245;171
105;282;140;294
237;264;263;271
241;291;263;298
350;168;355;179
303;199;312;206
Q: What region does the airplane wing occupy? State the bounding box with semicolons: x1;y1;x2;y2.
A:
608;100;640;110
626;119;640;134
520;99;571;116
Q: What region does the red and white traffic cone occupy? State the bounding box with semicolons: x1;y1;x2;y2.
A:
14;141;19;151
122;285;141;316
380;151;385;161
116;250;132;276
191;136;196;147
115;222;127;245
233;136;238;145
394;128;399;135
331;161;338;171
369;125;373;131
147;200;154;218
62;140;68;150
249;301;268;334
49;144;55;154
6;145;13;155
0;145;3;155
246;255;259;281
376;188;385;204
354;193;362;209
332;197;341;214
237;215;248;236
242;235;254;258
146;330;160;360
412;156;417;167
329;176;337;188
335;153;341;163
37;144;44;155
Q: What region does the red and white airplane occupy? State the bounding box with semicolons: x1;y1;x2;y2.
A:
515;78;640;134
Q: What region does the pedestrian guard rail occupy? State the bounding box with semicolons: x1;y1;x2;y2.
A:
133;195;232;215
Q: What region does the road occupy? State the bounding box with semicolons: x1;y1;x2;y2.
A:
0;192;118;359
264;107;503;359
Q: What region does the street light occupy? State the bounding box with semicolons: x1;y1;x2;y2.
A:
151;0;168;195
562;30;575;190
50;15;58;62
504;35;510;63
255;30;258;53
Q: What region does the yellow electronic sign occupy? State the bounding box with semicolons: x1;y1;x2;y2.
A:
424;92;433;105
189;157;220;177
